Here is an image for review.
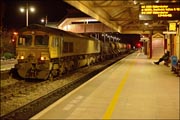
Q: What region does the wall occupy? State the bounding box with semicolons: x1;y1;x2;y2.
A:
151;33;164;59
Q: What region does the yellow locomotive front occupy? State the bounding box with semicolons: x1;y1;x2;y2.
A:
15;29;51;79
15;25;101;80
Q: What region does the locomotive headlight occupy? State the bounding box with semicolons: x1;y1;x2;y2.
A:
40;56;46;60
20;55;24;59
40;52;49;61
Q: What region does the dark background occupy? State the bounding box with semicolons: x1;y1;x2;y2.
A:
1;0;84;30
0;0;141;47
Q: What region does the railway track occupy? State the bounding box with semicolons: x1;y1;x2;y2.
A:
0;53;131;120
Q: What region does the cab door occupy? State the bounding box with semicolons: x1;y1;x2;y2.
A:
50;36;61;59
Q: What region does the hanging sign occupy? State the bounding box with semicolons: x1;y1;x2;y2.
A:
139;3;180;20
169;22;176;31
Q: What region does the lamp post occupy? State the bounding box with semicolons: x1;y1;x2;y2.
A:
20;2;35;26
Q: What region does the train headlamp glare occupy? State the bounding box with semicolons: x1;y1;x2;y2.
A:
40;56;45;60
20;56;24;59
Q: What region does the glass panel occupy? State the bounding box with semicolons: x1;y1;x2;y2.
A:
63;42;68;53
69;42;73;52
35;35;49;46
56;38;60;47
63;42;73;53
51;37;59;47
18;35;32;46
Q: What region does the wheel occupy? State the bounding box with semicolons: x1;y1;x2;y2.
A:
48;72;54;81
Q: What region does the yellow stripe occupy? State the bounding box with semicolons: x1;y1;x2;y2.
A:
102;61;134;119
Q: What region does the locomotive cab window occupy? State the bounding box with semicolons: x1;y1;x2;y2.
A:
35;35;49;46
18;35;32;46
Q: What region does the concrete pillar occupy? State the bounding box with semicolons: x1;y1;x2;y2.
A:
176;24;180;59
167;34;171;52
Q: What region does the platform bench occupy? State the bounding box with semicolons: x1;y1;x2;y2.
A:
171;60;180;77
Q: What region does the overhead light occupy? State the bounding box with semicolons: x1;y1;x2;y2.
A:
144;23;149;26
29;7;35;12
20;7;25;12
133;0;138;4
172;0;177;3
79;19;98;23
163;31;177;34
41;19;45;23
155;0;159;3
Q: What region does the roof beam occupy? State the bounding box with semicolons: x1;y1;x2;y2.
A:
64;0;122;33
93;4;137;8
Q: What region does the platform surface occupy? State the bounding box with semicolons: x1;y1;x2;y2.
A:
31;52;179;119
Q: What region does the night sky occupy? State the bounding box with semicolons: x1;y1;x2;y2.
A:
1;0;140;45
1;0;83;30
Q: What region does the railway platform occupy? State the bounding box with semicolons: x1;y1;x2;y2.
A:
31;52;179;119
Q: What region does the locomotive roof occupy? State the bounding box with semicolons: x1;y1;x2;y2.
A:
18;24;89;38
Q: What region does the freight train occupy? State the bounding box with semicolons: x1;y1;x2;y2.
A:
14;24;131;80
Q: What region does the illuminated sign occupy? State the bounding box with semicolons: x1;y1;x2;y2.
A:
163;31;177;34
139;3;180;20
169;22;176;31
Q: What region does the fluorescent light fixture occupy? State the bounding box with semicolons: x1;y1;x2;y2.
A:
144;23;149;25
163;31;177;34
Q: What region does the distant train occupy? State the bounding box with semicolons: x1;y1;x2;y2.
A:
14;24;131;80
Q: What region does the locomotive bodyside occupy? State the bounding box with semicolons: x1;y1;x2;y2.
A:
15;25;101;80
50;31;101;77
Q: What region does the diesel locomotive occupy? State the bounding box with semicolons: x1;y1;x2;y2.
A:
14;24;130;80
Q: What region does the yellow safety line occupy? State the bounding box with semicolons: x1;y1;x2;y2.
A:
102;55;137;119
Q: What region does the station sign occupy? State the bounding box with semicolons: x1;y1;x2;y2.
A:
163;31;177;34
140;37;149;42
169;22;176;31
139;3;180;20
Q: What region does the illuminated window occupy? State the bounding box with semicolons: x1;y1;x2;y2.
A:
18;35;32;46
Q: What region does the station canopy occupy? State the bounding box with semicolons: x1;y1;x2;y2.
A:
64;0;180;33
